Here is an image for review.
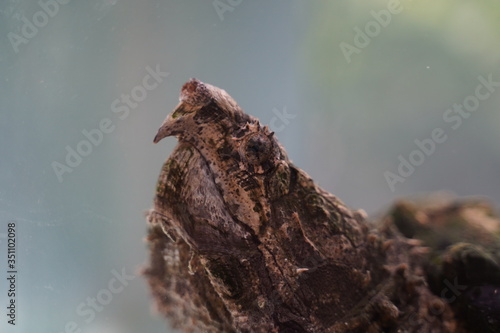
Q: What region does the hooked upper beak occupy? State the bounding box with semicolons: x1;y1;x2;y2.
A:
154;78;212;144
153;113;175;144
153;102;199;143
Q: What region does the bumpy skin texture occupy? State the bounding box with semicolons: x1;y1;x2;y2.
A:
143;79;489;332
388;196;500;333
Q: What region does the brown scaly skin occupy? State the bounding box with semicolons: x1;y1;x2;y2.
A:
387;195;500;333
143;79;476;332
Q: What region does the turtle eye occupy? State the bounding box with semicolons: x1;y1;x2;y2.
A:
240;133;273;165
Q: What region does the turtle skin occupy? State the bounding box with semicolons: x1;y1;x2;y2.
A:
388;195;500;332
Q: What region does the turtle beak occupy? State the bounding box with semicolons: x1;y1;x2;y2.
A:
153;102;192;143
154;79;209;144
153;113;175;144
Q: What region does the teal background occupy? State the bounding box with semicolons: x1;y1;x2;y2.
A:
0;1;499;332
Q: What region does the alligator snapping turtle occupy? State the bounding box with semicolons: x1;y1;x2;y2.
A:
143;79;500;332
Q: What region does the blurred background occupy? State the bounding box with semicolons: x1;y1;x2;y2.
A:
0;1;499;332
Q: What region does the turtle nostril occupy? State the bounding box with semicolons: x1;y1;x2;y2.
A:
182;78;199;94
